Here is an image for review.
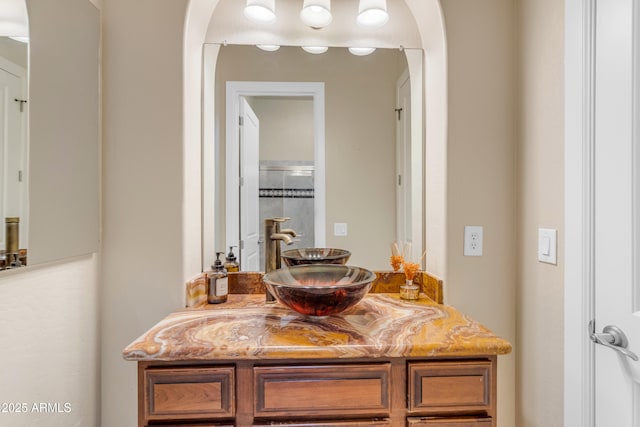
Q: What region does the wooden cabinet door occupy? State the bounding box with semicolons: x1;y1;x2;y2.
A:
144;366;235;422
253;364;391;419
407;417;493;427
145;424;234;427
253;420;392;427
408;360;493;416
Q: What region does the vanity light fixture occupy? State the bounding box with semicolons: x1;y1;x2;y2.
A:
1;0;28;40
302;46;328;54
244;0;277;24
300;0;332;29
256;44;281;51
357;0;389;29
348;47;376;56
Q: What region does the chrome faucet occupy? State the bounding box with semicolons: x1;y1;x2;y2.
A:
264;217;297;302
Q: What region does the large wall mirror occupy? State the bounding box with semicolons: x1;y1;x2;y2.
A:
0;2;29;264
202;0;424;271
0;0;100;269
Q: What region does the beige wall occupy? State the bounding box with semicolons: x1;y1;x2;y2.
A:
440;1;517;426
251;97;314;161
100;0;188;426
215;46;402;269
516;0;564;425
0;256;99;427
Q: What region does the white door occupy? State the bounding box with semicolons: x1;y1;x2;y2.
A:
239;97;261;271
566;0;640;424
592;0;640;424
395;69;411;246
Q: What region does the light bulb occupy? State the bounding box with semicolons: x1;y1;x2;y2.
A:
348;47;376;56
300;0;332;28
302;46;328;54
244;0;276;24
256;44;281;52
357;0;389;29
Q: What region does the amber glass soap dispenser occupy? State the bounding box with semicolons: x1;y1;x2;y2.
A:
224;246;239;272
208;252;228;304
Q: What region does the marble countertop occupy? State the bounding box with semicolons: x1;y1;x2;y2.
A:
122;294;512;361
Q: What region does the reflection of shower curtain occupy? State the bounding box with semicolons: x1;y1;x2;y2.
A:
258;161;315;269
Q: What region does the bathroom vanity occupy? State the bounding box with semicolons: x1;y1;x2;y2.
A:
123;287;511;427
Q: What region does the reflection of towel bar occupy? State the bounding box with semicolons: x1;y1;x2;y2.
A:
259;188;314;199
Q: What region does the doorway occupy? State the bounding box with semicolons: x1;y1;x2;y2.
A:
225;81;326;271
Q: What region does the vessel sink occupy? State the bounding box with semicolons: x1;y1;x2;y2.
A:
262;264;375;317
281;248;351;266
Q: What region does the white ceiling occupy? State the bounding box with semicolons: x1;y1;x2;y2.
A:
0;0;28;37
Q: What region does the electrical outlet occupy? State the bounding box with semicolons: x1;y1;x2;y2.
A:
334;223;348;237
464;226;483;256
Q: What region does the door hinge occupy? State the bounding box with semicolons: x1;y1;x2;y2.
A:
18;170;23;182
240;176;244;186
239;240;244;250
394;107;403;120
398;174;402;186
239;116;244;126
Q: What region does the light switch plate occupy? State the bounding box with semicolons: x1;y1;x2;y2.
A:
334;223;348;237
538;228;557;264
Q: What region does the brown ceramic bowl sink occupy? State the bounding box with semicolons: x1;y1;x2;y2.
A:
262;264;375;317
281;248;351;266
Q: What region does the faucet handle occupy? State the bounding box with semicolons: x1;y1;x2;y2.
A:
280;228;298;237
265;217;291;229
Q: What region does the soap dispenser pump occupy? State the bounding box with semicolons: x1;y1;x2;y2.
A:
224;246;239;272
208;252;228;304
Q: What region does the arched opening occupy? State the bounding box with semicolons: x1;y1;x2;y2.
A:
182;0;447;278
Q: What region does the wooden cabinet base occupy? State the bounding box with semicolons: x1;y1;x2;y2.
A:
137;357;498;427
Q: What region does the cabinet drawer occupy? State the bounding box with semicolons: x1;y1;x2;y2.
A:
144;366;235;421
407;417;492;427
408;361;492;415
254;364;391;418
254;420;391;426
145;425;234;427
